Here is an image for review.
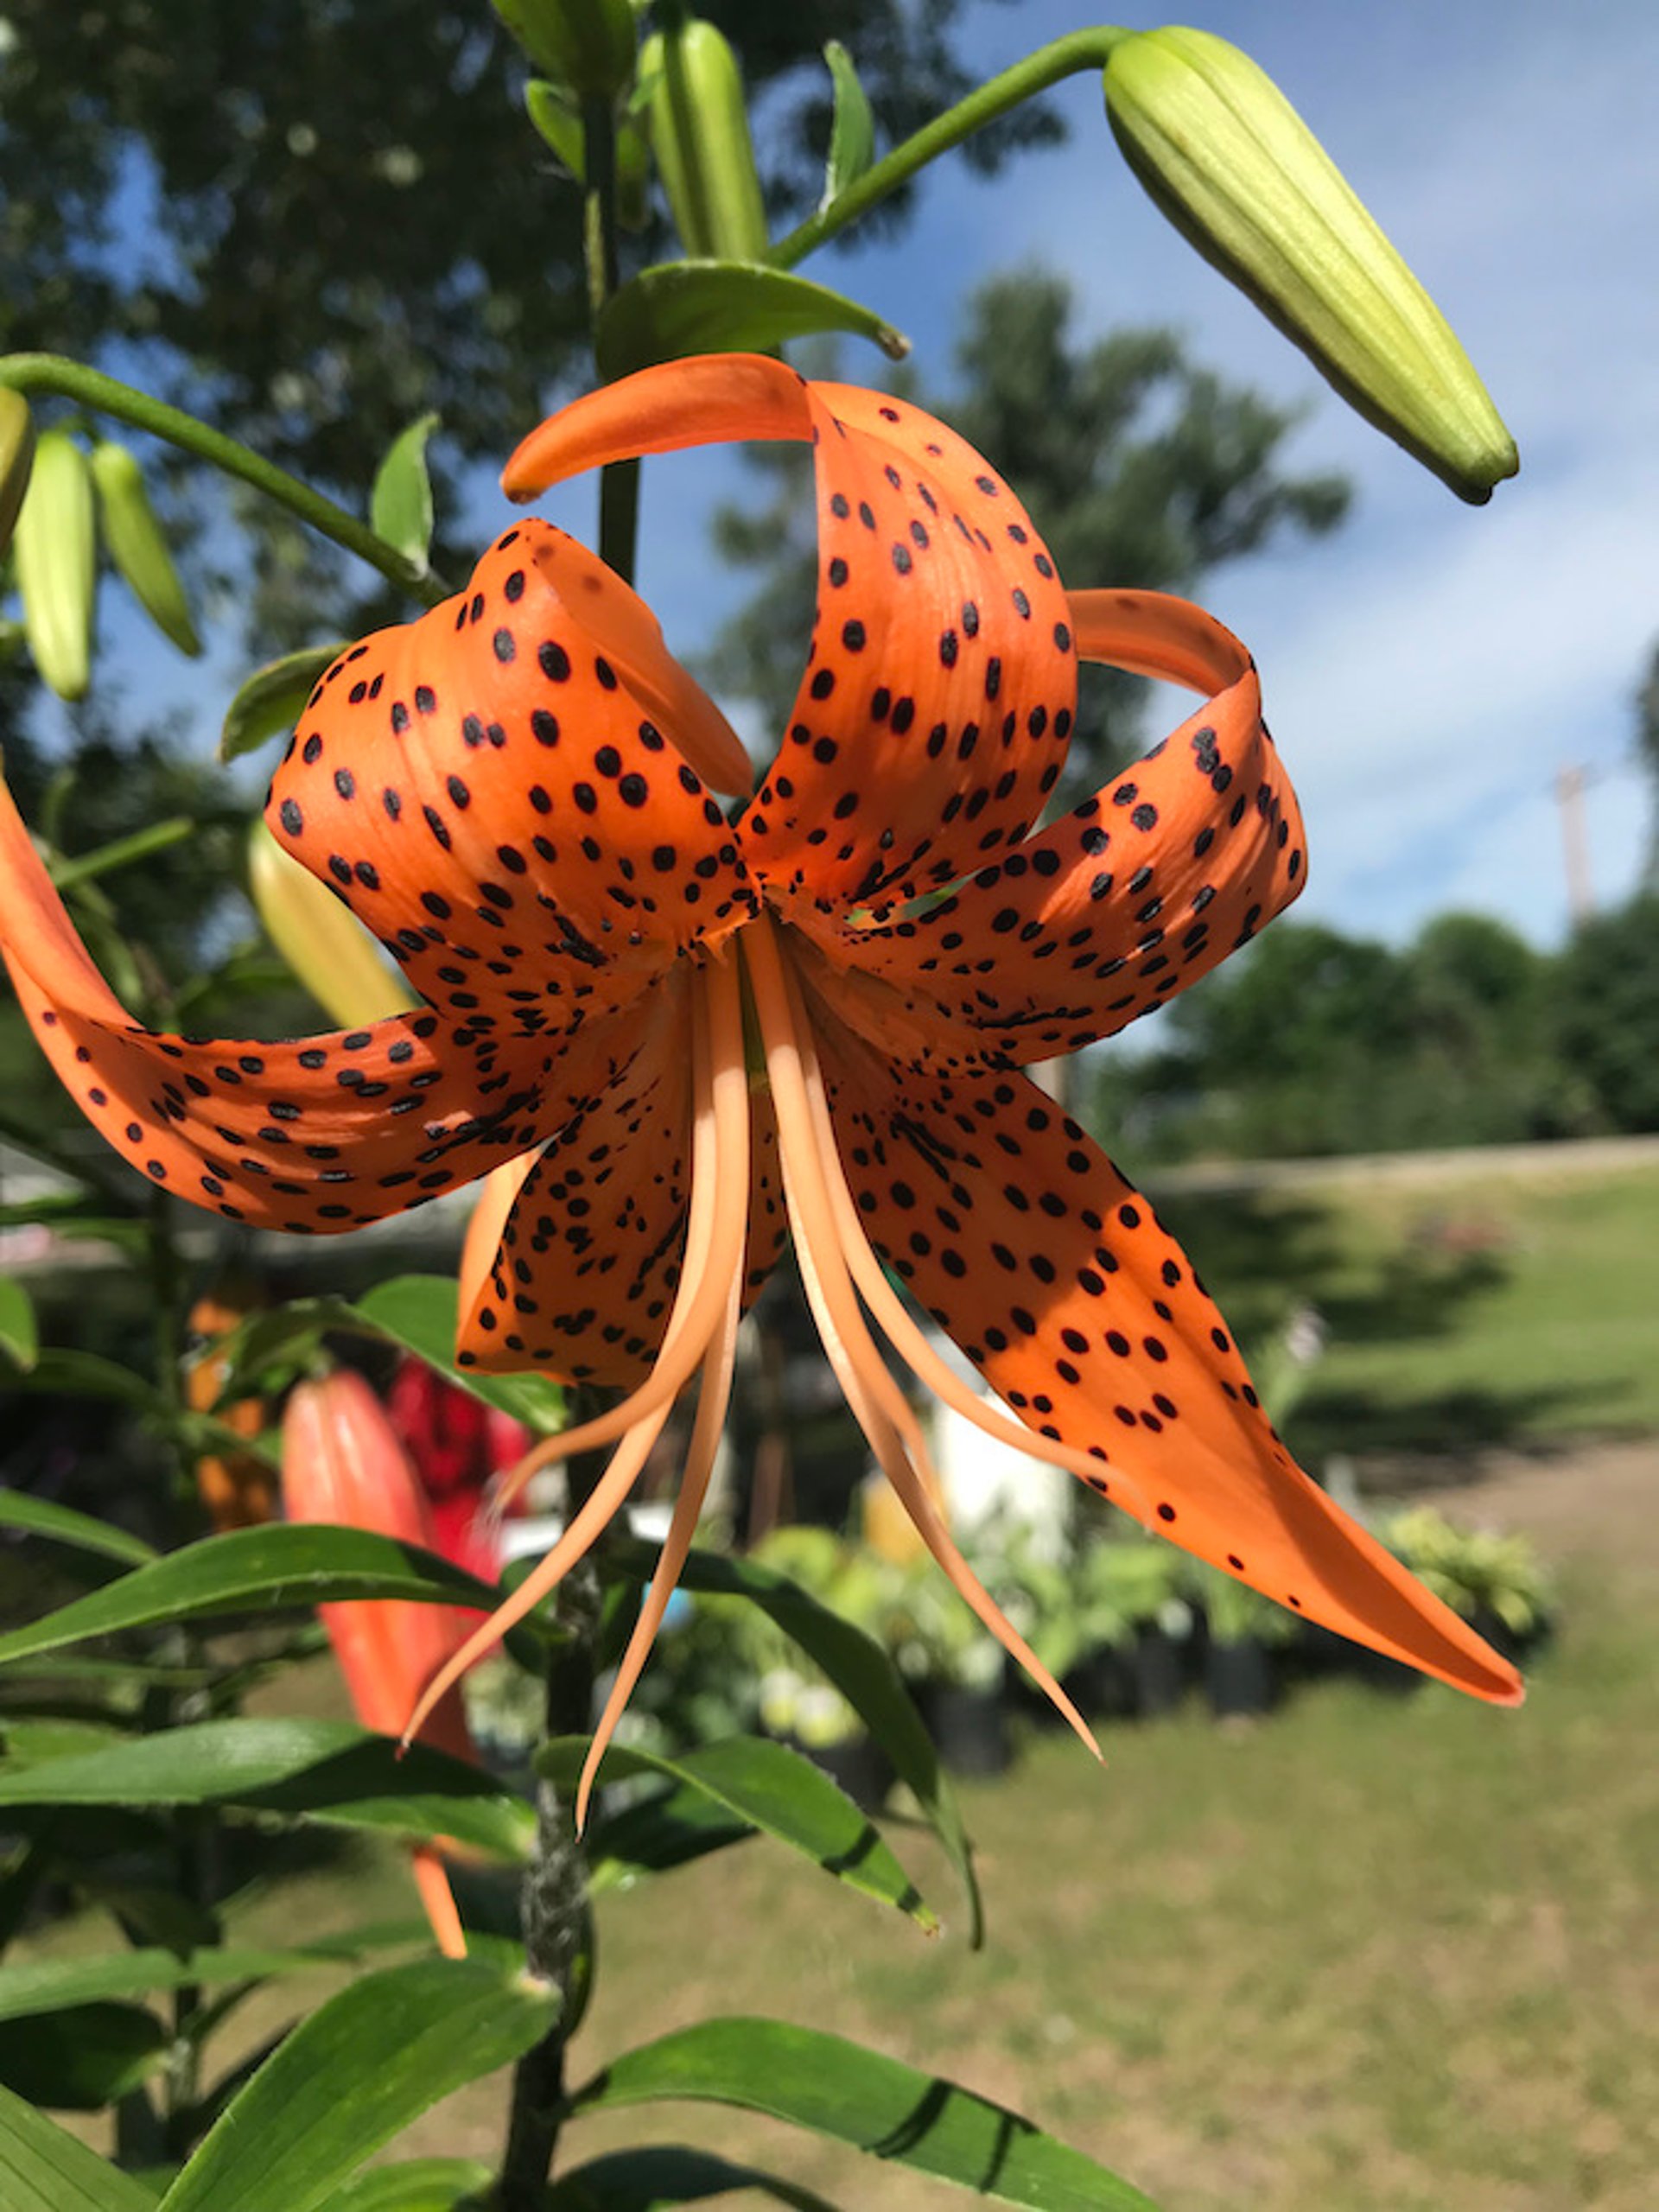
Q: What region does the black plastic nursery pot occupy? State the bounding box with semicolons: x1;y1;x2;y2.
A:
1131;1627;1187;1719
1204;1636;1277;1719
1064;1643;1139;1724
921;1683;1012;1778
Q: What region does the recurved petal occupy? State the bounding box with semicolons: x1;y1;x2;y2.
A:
268;520;755;1037
820;1015;1521;1707
827;588;1305;1061
504;357;1081;925
0;774;570;1231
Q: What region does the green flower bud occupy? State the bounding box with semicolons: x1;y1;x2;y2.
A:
493;0;637;102
639;16;768;263
247;819;416;1028
90;440;201;658
0;390;35;557
1103;28;1517;502
14;429;97;702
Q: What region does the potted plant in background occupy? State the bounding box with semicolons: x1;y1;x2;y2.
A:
1082;1539;1197;1719
1193;1563;1300;1719
887;1562;1011;1778
1382;1508;1554;1665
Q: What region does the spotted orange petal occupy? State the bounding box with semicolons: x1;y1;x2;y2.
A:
268;520;755;1039
816;998;1520;1706
0;777;573;1231
823;590;1305;1061
505;355;1080;925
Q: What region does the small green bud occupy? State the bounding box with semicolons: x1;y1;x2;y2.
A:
493;0;637;101
1103;28;1517;502
90;440;201;657
639;16;768;263
14;429;97;702
0;390;36;556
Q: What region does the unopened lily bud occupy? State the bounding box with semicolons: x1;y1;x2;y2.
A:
90;440;201;658
1103;27;1517;502
493;0;636;100
247;817;417;1029
639;16;768;262
14;429;96;701
0;390;35;556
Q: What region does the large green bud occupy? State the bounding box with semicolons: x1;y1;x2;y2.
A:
492;0;638;101
1103;27;1517;503
639;16;768;262
14;429;97;702
0;390;35;556
90;440;201;658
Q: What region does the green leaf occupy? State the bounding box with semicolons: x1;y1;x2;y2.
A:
0;1277;38;1371
0;2081;156;2211
595;262;908;383
571;2019;1160;2210
0;2002;167;2110
0;1487;156;1567
0;1522;516;1668
0;1942;393;2026
540;1735;933;1930
4;1346;159;1411
524;79;584;177
317;2159;493;2212
819;42;875;210
355;1276;566;1433
370;416;440;571
219;643;350;765
609;1538;982;1945
548;2145;841;2210
586;1777;753;1893
0;1717;534;1860
158;1956;557;2212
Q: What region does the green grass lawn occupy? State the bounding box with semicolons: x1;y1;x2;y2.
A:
1151;1160;1659;1460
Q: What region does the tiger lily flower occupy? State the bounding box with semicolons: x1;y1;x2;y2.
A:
0;355;1520;1821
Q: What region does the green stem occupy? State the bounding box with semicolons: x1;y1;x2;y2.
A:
582;96;641;587
0;353;448;607
770;26;1131;270
49;817;195;893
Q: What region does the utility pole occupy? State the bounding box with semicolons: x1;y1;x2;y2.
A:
1554;763;1594;925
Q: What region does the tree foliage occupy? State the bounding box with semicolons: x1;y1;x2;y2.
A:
703;269;1350;785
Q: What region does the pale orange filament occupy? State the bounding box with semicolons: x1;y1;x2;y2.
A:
744;912;1100;1758
487;944;751;1513
410;1845;467;1959
402;954;749;1762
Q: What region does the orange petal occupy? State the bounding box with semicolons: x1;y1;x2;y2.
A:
0;774;561;1231
456;969;696;1382
824;589;1304;1060
823;1021;1522;1707
502;353;814;498
267;520;756;1036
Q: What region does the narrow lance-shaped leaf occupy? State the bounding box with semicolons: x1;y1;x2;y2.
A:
819;41;875;209
157;1957;559;2212
0;1485;155;1566
0;1523;525;1669
569;2018;1160;2210
370;415;440;571
596;262;908;383
0;2081;156;2212
538;1733;936;1929
0;1716;535;1860
0;2002;167;2112
312;2159;494;2212
0;1281;39;1374
220;643;351;765
608;1535;982;1945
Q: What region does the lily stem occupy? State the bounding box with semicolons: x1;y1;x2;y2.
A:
769;25;1131;270
0;353;448;607
582;94;640;586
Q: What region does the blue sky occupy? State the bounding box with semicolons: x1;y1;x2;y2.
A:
75;0;1659;951
518;0;1659;950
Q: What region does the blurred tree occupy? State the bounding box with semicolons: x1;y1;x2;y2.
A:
702;270;1351;787
1112;912;1581;1161
1554;893;1659;1132
1637;639;1659;890
0;1;1055;651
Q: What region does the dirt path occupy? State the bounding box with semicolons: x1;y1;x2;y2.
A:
1414;1433;1659;1580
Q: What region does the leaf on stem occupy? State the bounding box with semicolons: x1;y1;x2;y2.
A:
595;262;908;383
